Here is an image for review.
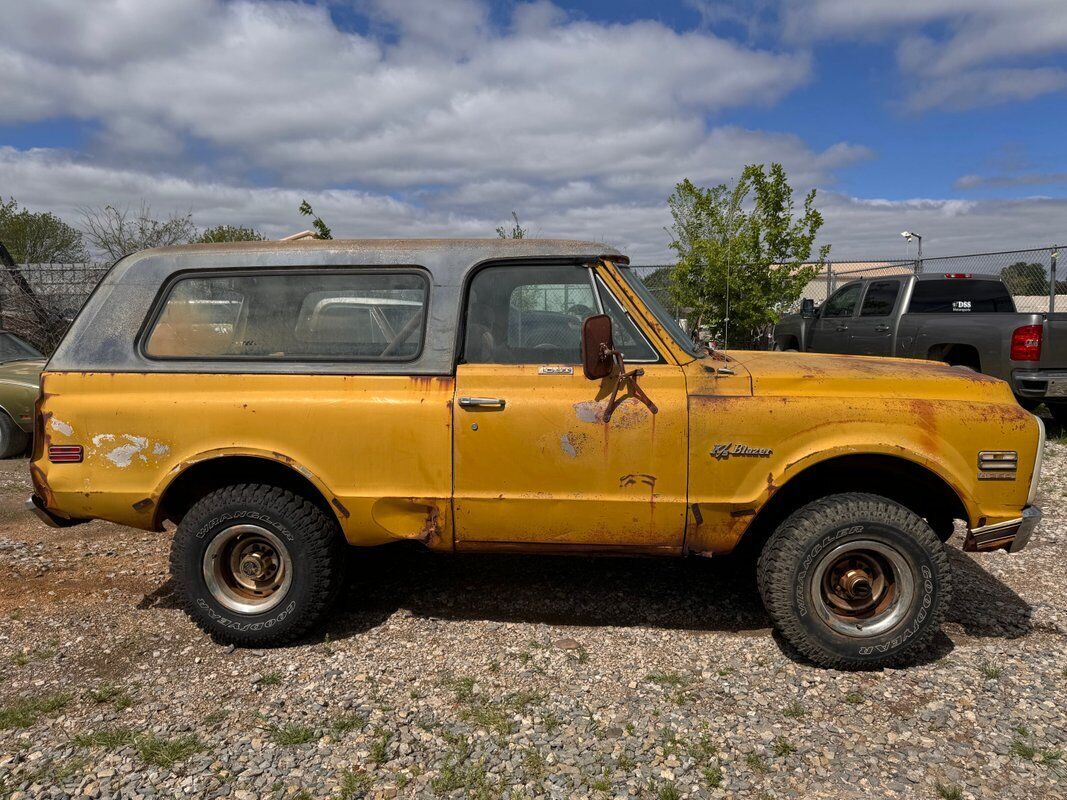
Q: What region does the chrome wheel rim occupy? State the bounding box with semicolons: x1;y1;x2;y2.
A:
203;524;292;614
808;539;914;638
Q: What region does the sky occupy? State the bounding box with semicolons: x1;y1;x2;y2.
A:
1;0;1066;263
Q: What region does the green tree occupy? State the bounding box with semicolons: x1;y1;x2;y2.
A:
496;211;527;239
0;197;88;263
668;164;828;349
299;200;332;240
1000;262;1049;296
197;224;265;243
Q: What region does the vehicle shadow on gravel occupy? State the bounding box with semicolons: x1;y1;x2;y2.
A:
319;542;1033;662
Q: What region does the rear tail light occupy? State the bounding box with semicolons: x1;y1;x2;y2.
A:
1010;325;1042;361
48;445;83;463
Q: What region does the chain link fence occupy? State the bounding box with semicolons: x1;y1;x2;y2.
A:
633;245;1064;325
0;262;111;353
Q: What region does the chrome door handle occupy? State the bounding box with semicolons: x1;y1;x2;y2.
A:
458;396;506;409
874;324;891;332
835;325;849;332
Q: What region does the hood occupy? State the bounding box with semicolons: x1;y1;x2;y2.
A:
724;350;1015;404
0;359;45;387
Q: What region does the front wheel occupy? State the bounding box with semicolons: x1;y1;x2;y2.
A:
170;484;345;646
757;493;951;669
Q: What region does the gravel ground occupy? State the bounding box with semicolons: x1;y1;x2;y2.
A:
1;438;1066;800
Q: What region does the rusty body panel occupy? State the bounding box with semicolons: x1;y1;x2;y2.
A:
29;241;1043;563
36;372;454;549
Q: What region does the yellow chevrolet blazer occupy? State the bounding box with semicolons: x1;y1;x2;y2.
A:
28;239;1044;668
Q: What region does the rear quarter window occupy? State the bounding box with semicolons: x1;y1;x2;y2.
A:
907;280;1015;313
144;269;428;361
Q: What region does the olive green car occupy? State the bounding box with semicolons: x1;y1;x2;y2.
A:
0;332;43;457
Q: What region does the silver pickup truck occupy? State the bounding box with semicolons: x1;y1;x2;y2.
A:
775;273;1067;421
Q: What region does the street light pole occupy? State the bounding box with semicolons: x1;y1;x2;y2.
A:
901;231;923;274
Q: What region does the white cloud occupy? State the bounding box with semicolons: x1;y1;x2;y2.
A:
784;0;1067;110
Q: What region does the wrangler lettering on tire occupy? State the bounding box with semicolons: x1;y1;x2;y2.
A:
170;484;344;647
757;492;951;670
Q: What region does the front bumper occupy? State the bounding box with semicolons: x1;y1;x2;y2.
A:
964;505;1041;553
26;494;86;529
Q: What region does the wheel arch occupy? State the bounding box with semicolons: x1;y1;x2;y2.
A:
736;452;969;554
926;342;981;371
154;450;344;530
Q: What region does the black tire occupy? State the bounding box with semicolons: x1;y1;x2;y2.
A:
170;484;345;646
757;492;950;670
0;412;29;459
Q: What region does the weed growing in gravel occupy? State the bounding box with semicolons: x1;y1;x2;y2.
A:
336;769;371;800
1010;738;1038;759
1013;725;1031;736
686;732;718;763
591;769;611;793
645;672;690;688
745;753;769;774
703;765;724;788
506;690;545;711
542;712;562;733
269;724;318;746
432;734;491;796
522;748;546;781
772;736;796;757
0;692;72;729
330;713;368;734
204;709;228;726
655;780;681;800
935;783;963;800
783;701;806;719
844;691;864;704
980;662;1003;680
134;733;204;768
259;671;283;686
86;684;135;710
369;725;393;764
616;754;635;771
12;756;87;788
73;728;137;749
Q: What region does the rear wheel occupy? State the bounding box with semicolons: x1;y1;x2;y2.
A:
0;412;28;459
1046;402;1067;426
170;484;345;646
757;492;950;669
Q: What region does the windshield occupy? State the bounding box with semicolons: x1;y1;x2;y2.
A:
615;265;705;359
0;333;44;362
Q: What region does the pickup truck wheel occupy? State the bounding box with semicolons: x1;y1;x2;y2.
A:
170;484;344;647
0;412;28;459
757;492;950;670
1046;402;1067;426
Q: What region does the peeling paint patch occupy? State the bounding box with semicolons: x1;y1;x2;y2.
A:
90;433;171;468
560;434;578;458
152;442;170;456
49;418;74;436
573;400;606;424
106;435;148;467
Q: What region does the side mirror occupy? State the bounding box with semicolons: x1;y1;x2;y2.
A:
581;314;615;380
800;298;816;319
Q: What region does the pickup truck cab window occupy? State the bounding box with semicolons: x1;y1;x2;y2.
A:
908;279;1015;313
821;283;862;318
145;269;428;361
860;280;901;317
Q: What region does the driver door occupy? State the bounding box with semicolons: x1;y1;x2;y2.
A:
452;263;688;551
809;281;862;353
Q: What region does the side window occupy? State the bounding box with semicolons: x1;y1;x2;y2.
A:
145;270;428;360
463;265;657;365
860;281;901;317
821;283;862;318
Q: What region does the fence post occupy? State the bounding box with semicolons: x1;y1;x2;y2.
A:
827;261;834;298
1052;249;1058;314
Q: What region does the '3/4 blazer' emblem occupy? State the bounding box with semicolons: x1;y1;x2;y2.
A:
711;443;773;461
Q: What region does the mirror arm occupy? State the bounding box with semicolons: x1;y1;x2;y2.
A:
599;344;658;422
